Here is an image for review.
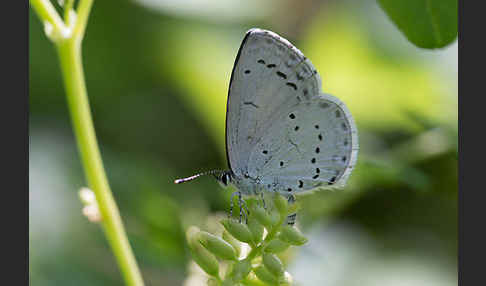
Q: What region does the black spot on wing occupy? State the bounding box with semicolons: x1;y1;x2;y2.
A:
276;71;287;79
286;82;297;90
243;101;259;108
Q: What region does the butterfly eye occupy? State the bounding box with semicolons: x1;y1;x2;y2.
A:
221;173;230;185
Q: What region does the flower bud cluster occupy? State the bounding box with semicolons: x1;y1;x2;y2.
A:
186;194;307;285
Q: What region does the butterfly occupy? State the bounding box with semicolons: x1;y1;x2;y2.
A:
175;28;358;224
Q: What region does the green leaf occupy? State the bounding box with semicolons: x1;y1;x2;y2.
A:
378;0;457;49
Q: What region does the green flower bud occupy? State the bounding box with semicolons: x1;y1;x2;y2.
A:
279;225;308;246
231;259;252;282
273;194;288;218
262;253;284;277
269;211;281;228
221;219;253;244
253;205;272;228
264;239;290;253
222;230;241;258
198;231;237;261
248;217;264;243
186;227;219;276
254;265;278;285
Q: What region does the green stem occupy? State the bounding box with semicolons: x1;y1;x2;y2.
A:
56;38;145;286
64;0;75;22
246;216;286;261
30;1;145;285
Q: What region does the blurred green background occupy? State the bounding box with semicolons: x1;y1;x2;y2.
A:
29;0;457;285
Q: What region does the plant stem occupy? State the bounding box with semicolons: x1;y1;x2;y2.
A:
246;217;285;261
30;1;145;285
56;38;145;286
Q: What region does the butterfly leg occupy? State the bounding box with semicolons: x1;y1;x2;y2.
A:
286;195;297;226
229;191;249;223
260;192;267;210
238;192;250;223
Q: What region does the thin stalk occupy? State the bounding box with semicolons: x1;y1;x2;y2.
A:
30;0;65;30
30;0;145;285
56;39;144;286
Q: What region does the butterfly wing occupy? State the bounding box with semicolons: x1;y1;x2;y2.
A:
226;29;321;175
250;93;358;194
226;29;357;194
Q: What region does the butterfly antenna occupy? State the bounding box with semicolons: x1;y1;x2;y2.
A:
174;170;225;184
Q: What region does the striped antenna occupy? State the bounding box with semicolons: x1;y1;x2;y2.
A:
174;170;224;184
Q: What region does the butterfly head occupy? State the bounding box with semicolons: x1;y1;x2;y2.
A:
216;171;232;188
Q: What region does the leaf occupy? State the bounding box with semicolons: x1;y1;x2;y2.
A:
378;0;457;49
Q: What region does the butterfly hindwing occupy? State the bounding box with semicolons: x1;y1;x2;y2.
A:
251;93;358;194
